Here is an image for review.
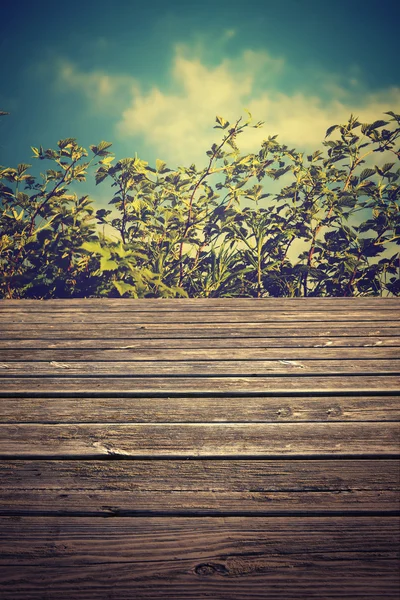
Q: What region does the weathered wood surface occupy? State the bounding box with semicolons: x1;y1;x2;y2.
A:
0;297;397;308
1;322;398;339
2;374;399;395
0;422;398;457
2;335;398;348
1;358;399;375
1;395;398;422
0;517;398;599
0;298;399;599
1;345;399;360
1;460;398;515
2;309;399;322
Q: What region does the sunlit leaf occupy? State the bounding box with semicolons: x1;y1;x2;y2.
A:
113;281;137;297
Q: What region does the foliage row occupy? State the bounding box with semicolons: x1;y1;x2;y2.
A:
1;111;399;298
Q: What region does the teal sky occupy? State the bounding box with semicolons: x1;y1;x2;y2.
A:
1;0;399;180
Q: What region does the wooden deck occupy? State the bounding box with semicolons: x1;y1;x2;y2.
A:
0;297;399;599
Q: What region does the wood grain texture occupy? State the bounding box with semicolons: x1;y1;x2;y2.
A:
1;345;399;361
1;374;399;395
1;358;399;376
1;322;398;339
0;297;398;600
1;297;399;309
1;395;398;423
0;422;398;457
2;335;398;349
2;309;399;323
0;516;398;599
0;459;398;515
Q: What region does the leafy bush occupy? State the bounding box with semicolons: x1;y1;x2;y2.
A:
1;111;399;298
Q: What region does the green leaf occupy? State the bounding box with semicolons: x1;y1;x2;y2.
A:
369;120;389;130
171;286;189;297
243;108;253;125
98;140;113;151
57;138;76;149
214;115;229;129
113;281;137;297
95;209;111;222
325;124;339;138
90;141;113;156
16;191;29;204
100;155;114;166
17;163;31;176
361;120;388;134
359;168;376;181
81;241;104;254
385;111;400;122
156;159;167;173
100;256;118;271
95;169;109;185
44;148;59;160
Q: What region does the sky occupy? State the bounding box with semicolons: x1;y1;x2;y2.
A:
1;0;399;192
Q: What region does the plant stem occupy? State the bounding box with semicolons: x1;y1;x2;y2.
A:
178;119;243;286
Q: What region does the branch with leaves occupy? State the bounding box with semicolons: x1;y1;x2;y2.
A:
1;110;399;298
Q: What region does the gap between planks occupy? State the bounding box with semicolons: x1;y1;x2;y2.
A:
1;374;399;395
1;346;399;361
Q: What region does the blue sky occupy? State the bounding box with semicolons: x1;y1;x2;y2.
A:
1;0;399;179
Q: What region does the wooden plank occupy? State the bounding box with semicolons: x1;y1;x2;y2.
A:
1;358;399;376
1;346;399;361
2;309;399;323
1;336;398;349
0;516;398;599
1;395;399;423
0;422;398;457
0;359;399;376
1;374;399;395
1;323;398;339
0;297;397;600
1;297;399;310
0;459;398;515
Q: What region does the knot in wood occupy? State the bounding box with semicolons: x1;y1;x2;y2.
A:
327;405;342;417
195;563;228;577
277;406;292;418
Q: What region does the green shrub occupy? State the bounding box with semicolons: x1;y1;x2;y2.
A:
1;111;399;297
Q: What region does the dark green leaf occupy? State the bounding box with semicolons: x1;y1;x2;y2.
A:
325;124;339;138
359;168;376;181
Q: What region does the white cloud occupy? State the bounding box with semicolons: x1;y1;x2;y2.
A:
56;45;400;168
115;45;400;166
243;87;400;153
115;45;284;165
55;59;137;111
